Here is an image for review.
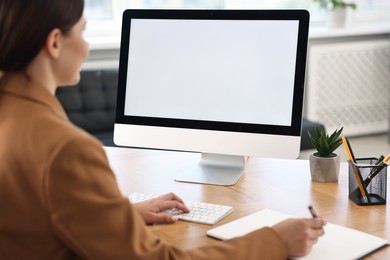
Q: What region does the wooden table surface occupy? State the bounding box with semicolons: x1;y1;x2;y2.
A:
104;146;390;259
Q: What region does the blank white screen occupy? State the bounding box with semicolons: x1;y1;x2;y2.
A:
124;19;299;126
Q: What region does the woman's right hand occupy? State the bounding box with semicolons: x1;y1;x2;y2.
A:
272;217;326;257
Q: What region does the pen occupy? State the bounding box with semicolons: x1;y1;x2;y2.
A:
375;155;385;165
308;205;319;218
363;153;390;187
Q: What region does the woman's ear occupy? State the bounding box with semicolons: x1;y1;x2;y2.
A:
45;28;62;59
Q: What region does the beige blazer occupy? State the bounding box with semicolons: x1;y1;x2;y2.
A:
0;76;286;259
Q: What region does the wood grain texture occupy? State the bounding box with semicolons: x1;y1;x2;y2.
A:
105;146;390;259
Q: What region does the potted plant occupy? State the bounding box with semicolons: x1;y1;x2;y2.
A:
313;0;357;28
307;127;343;182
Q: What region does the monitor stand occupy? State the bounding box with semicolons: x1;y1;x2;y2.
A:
175;153;246;186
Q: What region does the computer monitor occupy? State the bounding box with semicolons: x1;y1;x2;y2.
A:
114;9;310;186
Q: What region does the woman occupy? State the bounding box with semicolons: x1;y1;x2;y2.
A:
0;0;326;259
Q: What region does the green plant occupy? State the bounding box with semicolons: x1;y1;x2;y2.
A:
313;0;357;10
307;127;343;157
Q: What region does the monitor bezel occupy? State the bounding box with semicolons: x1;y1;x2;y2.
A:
115;9;310;138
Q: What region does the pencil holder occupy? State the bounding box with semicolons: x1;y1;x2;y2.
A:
348;157;387;206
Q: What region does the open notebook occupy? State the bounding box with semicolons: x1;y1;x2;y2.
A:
207;209;389;259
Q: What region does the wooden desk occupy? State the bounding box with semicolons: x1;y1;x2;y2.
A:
104;146;390;259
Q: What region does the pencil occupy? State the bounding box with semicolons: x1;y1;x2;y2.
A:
345;136;356;163
342;135;355;163
342;135;368;200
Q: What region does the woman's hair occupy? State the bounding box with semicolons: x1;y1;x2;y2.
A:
0;0;84;73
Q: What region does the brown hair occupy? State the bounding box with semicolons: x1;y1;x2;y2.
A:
0;0;84;73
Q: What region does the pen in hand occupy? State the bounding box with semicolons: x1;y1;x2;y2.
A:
308;206;326;242
308;205;319;218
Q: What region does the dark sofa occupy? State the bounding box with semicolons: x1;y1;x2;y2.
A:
55;70;324;150
56;70;117;146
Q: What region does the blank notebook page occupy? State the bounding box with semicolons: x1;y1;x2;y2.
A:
206;209;389;260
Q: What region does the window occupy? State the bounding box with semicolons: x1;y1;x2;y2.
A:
85;0;112;20
84;0;390;40
353;0;390;23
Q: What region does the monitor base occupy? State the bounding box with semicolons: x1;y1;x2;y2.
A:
175;153;246;186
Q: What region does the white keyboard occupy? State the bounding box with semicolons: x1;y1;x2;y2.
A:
128;193;234;225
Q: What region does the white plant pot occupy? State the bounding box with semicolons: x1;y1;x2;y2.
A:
310;153;340;182
327;9;347;28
